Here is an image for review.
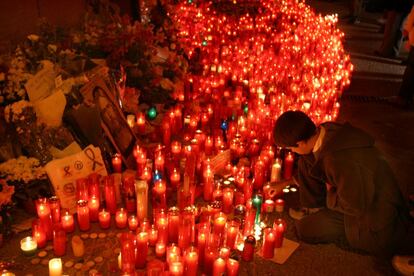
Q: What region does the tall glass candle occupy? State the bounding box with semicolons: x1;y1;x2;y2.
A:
225;221;239;250
270;158;282;182
136;112;146;133
275;198;285;213
121;234;135;274
157;217;168;245
60;210;74;233
262;227;276;258
135;179;148;222
213;212;227;238
122;174;136;213
136;150;147;177
88;195;100;222
32;219;46;248
88;173;101;199
283;152;294;179
155;242;166;258
135;232;149;269
169;261;184;276
77;200;90;231
148;225;158;246
53;224;66;257
104;175;117;214
76;178;89;201
222;188;234;214
49;196;61;223
184;246;198;276
98;209;111;229
48;258;62;276
213;257;226;276
273;219;286;248
35;198;52;241
203;166;214;202
168;207;180;243
171;141;182;161
152;180;167;210
170;168;180;190
178;207;194;250
226;258;240;276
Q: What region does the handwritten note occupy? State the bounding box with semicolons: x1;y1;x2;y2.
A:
25;62;57;102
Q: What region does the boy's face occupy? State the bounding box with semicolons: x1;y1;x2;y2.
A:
286;140;313;155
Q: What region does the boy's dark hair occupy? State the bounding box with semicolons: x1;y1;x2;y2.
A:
273;110;316;147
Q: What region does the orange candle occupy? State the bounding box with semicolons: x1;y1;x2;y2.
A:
184;246;198;276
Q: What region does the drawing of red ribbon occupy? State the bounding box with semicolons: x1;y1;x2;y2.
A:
84;148;103;171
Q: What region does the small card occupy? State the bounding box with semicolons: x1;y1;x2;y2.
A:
257;238;300;264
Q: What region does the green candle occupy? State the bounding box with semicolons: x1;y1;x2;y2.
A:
252;194;263;225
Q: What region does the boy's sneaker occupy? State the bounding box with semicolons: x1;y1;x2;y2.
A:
392;255;414;275
289;207;323;220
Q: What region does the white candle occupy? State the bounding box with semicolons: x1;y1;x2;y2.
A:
49;258;62;276
20;236;37;256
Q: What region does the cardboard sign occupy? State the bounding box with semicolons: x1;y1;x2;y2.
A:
45;145;108;213
25;61;57;102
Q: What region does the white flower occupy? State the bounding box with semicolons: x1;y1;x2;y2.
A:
27;34;40;42
48;44;57;53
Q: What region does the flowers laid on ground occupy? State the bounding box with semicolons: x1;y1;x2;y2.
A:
0;156;47;184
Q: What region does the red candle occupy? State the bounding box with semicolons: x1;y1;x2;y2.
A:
178;207;194;251
154;153;165;173
262;227;276;258
162;119;171;146
122;173;136;213
213;257;226;276
128;215;138;231
197;230;207;265
273;219;286;248
226;258;240;276
263;199;275;213
49;196;61;223
184;246;198;276
203;166;214;202
168;207;180;243
152;180;167;210
170;168;181;190
88;173;101;199
241;235;256;261
171;141;182;161
53;224;66;257
157;217;168;245
121;235;135;274
61;210;74;233
77;200;90;231
112;153;122;173
136;112;146;133
35;198;53;240
167;244;181;264
98;209;111;229
219;246;231;260
76;178;89;201
222;188;234;214
88;195;100;222
104;175;117;214
204;248;217;275
204;135;213;156
115;208;127;229
148;225;158;246
275;198;285;213
155;242;166;258
283;152;294;179
174;106;182;131
135;232;149;269
253;159;265;190
169;261;184;276
136;150;147;177
213;212;227;237
225;221;239;249
32;219;46;248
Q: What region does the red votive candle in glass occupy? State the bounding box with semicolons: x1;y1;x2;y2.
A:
104;175;117;214
49;196;61;223
136;112;146;133
76;178;89;201
178;207;194;251
171;141;182;161
112;153;122;173
219;247;231;260
155;242;166;258
115;208;127;229
169;261;184;276
204;135;213;156
148;225;158;246
283;151;294;179
88;195;100;222
184;246;198;276
122;173;136;213
152;179;167;210
213;212;227;237
170;168;180;190
120;233;135;274
226;258;240;276
167;244;181;265
88;173;101;199
262;227;276;259
135;231;149;269
127;215;138;231
213;257;226;276
98;209;111;229
222;188;234;214
53;224;66;257
60;210;74;233
157;217;168;245
32;219;46;248
203;166;214;202
225;221;239;250
35;198;53;241
263;199;275;213
275;198;285;213
154;153;165;173
273;219;286;248
168;207;180;243
77;200;90;231
253;159;265;190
